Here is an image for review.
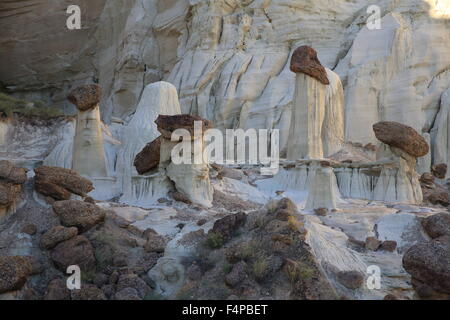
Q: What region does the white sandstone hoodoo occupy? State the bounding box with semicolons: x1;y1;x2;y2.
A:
117;82;182;206
305;161;339;211
287;46;344;160
68;85;107;178
372;121;429;204
155;114;214;208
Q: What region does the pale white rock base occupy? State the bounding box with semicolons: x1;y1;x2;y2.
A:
305;165;340;211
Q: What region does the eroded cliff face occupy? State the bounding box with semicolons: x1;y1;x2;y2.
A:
1;0;450;154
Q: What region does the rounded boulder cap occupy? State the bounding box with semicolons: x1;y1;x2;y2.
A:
290;45;330;85
67;84;101;111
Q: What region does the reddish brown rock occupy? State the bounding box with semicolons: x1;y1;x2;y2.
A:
155;114;213;140
209;212;247;241
35;179;71;201
44;278;71;300
402;236;450;294
51;235;96;272
0;256;33;294
380;240;397;252
372;122;429;157
431;163;447;179
0;181;21;207
336;270;364;289
67;84;101;111
34;166;94;199
421;213;450;239
133;137;161;175
0;160;27;184
365;237;381;251
40;226;79;250
52;200;106;233
420;173;435;186
290;46;330;85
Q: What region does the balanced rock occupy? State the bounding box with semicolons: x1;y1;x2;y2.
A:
52;200;106;232
431;163;447;179
133;137;161;175
155;114;213;140
402;236;450;294
0;256;33;294
373;122;429;157
51;235;96;272
67;84;101;111
34;166;94;199
290;46;330;85
40;226;78;249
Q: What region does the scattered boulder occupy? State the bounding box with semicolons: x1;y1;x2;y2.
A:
52;200;106;232
365;237;381;251
290;46;330;85
144;230;167;253
420;173;435;187
155;114;213;140
34;166;94;199
373;122;429;157
44;278;71;300
402;236;450;294
336;271;364;290
0;256;33;294
0;160;27;184
421;213;450;239
314;208;329;216
67;84;101;111
116;273;151;299
51;235;96;272
0;181;21;207
21;224;37;235
209;212;247;241
40;226;78;249
115;287;141;300
380;240;397;252
225;261;247;288
71;284;106;300
134;137;161;174
431;163;447;179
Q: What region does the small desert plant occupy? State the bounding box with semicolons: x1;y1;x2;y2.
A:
287;216;304;232
285;260;316;283
252;255;269;281
206;232;225;249
0;93;62;119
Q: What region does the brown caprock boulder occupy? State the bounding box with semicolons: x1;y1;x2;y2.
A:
373;121;429;157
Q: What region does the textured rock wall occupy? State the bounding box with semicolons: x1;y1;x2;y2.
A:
1;0;450;158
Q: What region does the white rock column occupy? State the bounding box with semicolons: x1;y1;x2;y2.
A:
287;46;344;160
287;73;327;160
305;162;339;211
117;81;181;206
73;106;108;177
68;85;108;178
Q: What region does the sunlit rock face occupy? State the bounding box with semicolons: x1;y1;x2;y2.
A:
1;0;449;167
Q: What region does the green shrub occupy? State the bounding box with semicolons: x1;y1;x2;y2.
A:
206;232;225;249
253;255;269;281
0;93;62;119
